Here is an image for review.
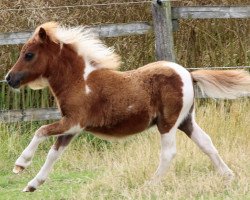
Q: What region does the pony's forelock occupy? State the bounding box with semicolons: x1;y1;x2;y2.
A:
36;22;121;70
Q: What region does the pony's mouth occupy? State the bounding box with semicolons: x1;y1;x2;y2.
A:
5;72;25;89
7;79;21;89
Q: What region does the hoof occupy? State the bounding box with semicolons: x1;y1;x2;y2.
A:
23;186;36;192
224;171;235;182
144;178;161;186
13;165;25;174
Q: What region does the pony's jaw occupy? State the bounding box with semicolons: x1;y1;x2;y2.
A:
28;77;49;90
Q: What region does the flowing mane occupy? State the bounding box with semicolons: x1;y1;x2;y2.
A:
34;22;121;70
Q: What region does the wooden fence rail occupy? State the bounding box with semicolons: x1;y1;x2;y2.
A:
0;22;153;46
0;108;60;122
172;6;250;19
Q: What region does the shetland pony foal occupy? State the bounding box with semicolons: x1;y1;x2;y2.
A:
6;22;250;192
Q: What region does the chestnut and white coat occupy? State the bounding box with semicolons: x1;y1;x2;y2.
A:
5;22;250;192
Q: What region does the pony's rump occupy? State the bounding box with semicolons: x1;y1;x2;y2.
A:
191;70;250;99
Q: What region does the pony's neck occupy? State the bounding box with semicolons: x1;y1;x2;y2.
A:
46;44;85;98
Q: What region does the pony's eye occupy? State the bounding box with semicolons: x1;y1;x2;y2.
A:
24;53;34;61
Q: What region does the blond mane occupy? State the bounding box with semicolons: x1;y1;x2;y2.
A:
34;22;121;70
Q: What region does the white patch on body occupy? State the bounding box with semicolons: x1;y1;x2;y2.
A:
164;62;194;125
127;105;134;111
83;61;94;94
85;85;92;94
83;61;96;81
64;124;82;134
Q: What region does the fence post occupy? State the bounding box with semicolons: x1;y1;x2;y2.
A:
152;0;175;62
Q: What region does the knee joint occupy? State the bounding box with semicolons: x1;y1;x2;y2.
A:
35;125;48;137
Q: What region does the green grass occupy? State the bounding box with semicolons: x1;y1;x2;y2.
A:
0;99;249;199
0;171;96;200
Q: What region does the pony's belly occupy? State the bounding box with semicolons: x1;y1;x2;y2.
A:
90;131;127;141
86;125;144;139
85;111;152;139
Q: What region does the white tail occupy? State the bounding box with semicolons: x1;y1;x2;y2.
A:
191;70;250;99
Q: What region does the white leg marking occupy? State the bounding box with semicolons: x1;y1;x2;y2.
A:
14;124;81;174
151;127;177;183
14;135;45;171
23;146;65;191
191;122;234;177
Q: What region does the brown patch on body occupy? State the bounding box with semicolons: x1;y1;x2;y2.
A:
86;110;150;136
54;135;75;150
84;61;184;136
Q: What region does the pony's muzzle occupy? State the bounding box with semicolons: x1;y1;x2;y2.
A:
5;72;25;89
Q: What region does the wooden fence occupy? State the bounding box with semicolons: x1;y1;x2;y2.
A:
0;0;250;122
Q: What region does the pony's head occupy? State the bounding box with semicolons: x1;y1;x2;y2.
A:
5;22;121;89
5;22;60;89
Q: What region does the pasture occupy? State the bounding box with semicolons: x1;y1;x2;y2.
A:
0;99;249;199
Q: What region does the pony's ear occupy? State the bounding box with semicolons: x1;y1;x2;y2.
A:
38;27;47;42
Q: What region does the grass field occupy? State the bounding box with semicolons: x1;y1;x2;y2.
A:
0;99;249;199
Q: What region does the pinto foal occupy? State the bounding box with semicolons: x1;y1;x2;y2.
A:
6;22;250;192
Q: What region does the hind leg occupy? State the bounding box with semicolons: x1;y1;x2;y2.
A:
149;123;178;184
179;114;234;179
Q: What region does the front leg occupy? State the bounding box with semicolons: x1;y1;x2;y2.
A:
23;134;76;192
13;118;75;174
